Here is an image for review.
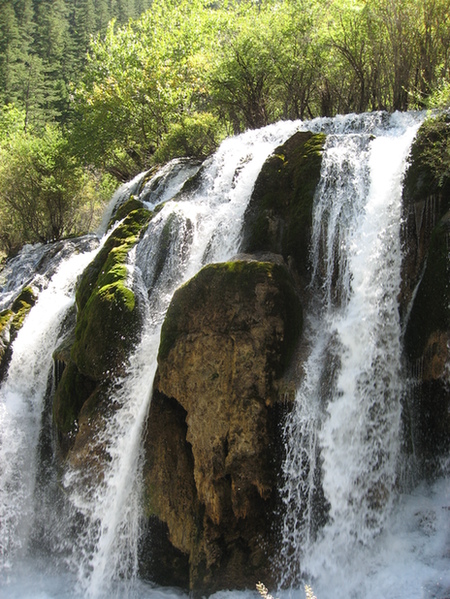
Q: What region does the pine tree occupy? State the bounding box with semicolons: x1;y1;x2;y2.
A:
0;1;21;104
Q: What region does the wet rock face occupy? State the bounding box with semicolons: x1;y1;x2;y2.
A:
401;115;450;472
143;258;302;594
0;286;37;381
240;130;325;284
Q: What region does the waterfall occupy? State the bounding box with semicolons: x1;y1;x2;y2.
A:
0;112;449;599
0;239;100;571
39;120;309;599
279;113;427;596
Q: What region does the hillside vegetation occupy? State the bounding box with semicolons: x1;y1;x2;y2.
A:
0;0;449;254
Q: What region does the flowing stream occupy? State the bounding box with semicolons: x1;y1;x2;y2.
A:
0;113;448;599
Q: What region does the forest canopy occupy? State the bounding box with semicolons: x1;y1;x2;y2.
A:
0;0;449;254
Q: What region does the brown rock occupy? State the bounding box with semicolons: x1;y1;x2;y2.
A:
143;257;301;594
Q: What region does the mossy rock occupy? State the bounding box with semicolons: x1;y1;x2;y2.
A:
71;277;140;380
0;286;37;379
151;258;301;593
108;196;146;229
72;207;151;380
404;213;450;362
53;204;152;451
403;114;450;206
240;131;325;277
400;115;450;321
76;205;152;311
53;361;97;450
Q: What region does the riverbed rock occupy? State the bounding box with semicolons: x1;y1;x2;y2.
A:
143;257;302;594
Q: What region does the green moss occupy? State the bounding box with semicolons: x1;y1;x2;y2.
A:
0;286;37;350
0;286;37;380
108;196;147;229
241;131;325;275
71;278;138;380
404;218;450;361
0;310;13;332
53;203;152;443
403;114;450;210
11;286;35;311
53;361;96;437
76;207;151;311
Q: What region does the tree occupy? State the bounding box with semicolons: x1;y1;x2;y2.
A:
0;1;21;104
209;11;275;132
0;122;113;252
71;0;223;178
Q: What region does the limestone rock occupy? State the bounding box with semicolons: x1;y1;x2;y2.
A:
143;258;302;594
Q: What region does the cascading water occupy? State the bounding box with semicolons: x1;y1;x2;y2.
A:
0;112;448;599
280;112;449;599
0;120;306;599
0;238;100;569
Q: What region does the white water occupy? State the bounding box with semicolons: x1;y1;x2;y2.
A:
0;243;101;570
279;112;450;598
47;120;310;599
0;113;449;599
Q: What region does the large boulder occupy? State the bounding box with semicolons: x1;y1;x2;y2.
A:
401;114;450;473
142;257;302;594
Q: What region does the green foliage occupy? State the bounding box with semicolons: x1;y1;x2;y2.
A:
71;0;225;178
0;103;25;141
0;122;114;253
70;0;450;178
154;113;224;163
1;0;450;254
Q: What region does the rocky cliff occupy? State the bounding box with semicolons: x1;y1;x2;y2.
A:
143;258;301;593
400;113;450;474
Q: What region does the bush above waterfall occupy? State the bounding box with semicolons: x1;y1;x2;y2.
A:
1;0;450;242
69;0;450;179
0;116;116;255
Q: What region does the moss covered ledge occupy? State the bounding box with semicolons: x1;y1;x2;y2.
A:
240;131;325;279
53;201;152;452
0;286;37;380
